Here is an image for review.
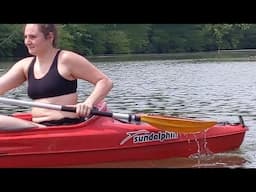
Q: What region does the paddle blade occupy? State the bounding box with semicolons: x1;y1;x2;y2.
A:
140;114;217;133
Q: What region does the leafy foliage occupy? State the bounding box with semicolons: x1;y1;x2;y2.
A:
0;24;254;58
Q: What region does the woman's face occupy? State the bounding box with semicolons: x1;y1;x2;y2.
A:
24;24;53;55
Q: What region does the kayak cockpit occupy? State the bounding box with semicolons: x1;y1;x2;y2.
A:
5;101;109;131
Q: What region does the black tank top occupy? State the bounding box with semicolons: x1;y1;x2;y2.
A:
27;50;77;100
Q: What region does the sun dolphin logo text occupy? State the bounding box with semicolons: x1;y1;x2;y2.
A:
120;130;178;145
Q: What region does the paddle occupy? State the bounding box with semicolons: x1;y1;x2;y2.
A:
0;97;217;133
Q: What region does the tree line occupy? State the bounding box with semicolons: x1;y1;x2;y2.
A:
0;24;255;57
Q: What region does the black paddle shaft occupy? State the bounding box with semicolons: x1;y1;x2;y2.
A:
61;105;113;117
61;105;141;121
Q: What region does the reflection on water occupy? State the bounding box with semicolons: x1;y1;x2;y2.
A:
191;154;247;168
0;58;256;168
71;154;247;168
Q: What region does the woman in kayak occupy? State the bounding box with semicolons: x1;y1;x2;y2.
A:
0;24;113;130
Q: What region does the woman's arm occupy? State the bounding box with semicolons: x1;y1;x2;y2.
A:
0;58;30;95
60;50;113;116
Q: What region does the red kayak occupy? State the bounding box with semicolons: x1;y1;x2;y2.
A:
0;102;247;168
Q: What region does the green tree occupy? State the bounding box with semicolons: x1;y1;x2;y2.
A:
0;24;23;57
202;24;250;51
104;30;130;54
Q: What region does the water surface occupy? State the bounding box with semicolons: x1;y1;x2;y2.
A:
0;58;255;168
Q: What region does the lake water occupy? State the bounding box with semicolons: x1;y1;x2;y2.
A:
1;56;256;168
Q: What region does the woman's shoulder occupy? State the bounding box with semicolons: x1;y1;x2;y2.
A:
59;49;82;57
15;56;35;66
59;50;88;63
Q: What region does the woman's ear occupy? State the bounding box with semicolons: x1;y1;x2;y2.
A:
47;32;54;44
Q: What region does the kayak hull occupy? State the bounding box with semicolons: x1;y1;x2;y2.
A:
0;103;247;167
